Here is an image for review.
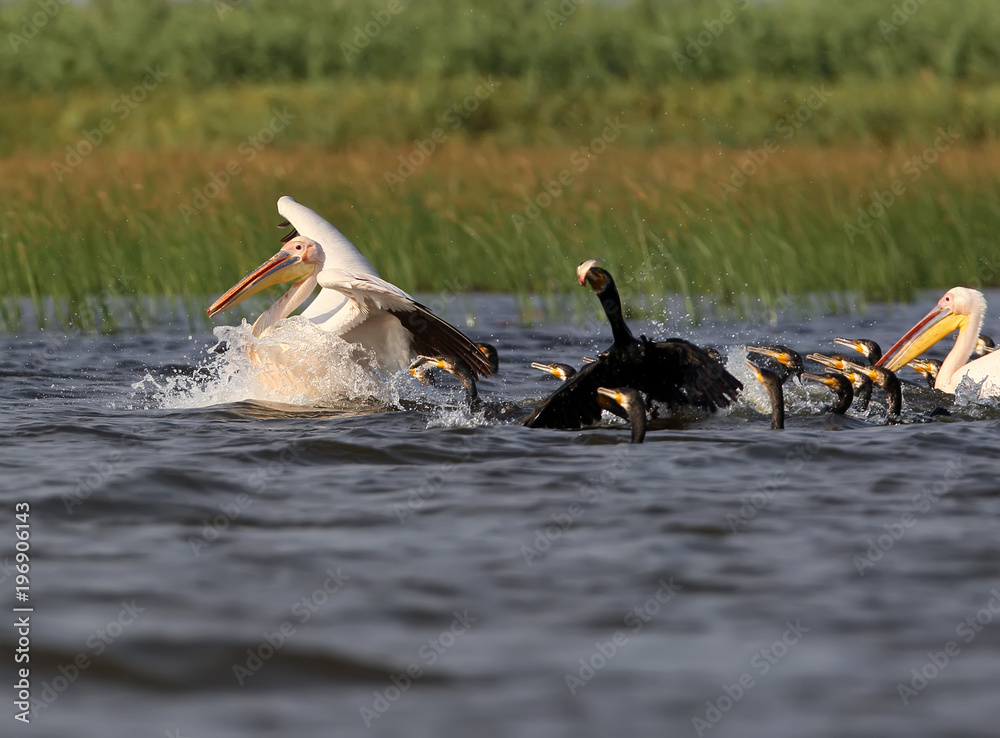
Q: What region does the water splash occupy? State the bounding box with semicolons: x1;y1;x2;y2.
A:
135;318;400;410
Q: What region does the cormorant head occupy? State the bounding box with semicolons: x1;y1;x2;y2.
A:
529;362;577;381
475;342;500;373
576;259;613;293
596;386;647;443
907;357;941;384
748;345;804;379
833;337;882;364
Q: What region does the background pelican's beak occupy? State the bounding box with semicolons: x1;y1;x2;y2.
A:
206;251;312;317
878;307;967;371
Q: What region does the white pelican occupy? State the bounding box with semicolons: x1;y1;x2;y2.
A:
877;287;1000;396
207;197;492;378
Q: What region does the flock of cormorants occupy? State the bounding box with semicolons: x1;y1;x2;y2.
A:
407;259;995;443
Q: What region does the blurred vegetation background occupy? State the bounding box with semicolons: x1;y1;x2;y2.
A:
2;0;1000;330
3;0;1000;150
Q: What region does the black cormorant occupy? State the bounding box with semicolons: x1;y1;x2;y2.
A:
529;362;577;381
802;372;853;415
596;387;647;443
746;345;803;384
746;361;784;430
521;260;742;429
833;337;882;365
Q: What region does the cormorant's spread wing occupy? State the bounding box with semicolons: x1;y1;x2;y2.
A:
520;356;616;429
642;339;742;410
317;269;493;378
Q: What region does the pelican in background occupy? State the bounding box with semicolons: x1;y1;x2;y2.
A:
207;197;492;379
878;287;1000;396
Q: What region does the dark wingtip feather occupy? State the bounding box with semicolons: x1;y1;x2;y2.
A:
391;302;494;379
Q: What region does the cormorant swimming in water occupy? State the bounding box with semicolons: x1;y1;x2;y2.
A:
596;387;647;443
746;361;784;430
410;355;481;411
840;359;902;419
907;357;942;389
802;372;853;415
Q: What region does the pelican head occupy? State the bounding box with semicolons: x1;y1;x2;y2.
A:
206;236;323;318
878;287;985;371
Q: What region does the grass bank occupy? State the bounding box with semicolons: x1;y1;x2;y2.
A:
5;77;1000;157
3;141;999;332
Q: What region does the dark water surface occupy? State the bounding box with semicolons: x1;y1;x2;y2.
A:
3;293;1000;738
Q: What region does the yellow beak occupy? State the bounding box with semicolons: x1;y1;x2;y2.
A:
877;307;968;371
206;250;313;317
747;347;793;368
596;387;624;405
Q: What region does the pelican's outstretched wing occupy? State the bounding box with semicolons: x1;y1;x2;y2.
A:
317;269;493;378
